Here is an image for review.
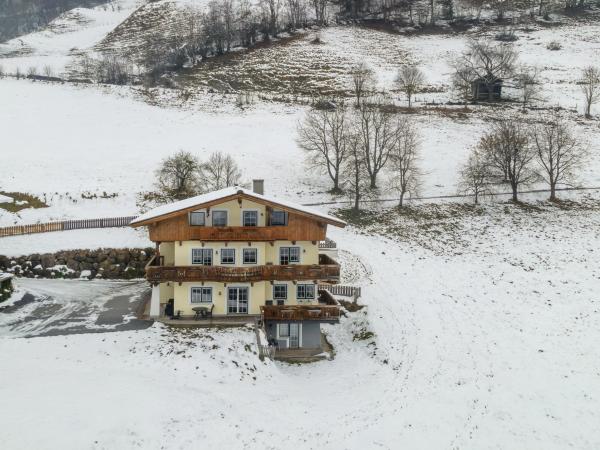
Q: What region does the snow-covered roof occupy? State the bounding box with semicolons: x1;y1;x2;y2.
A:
130;187;346;227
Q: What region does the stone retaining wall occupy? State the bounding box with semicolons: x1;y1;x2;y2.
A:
0;248;155;280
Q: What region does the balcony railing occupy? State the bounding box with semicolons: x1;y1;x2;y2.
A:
318;238;337;249
260;305;340;322
145;254;340;283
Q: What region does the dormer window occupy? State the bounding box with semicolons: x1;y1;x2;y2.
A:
189;211;205;226
270;210;288;226
212;210;228;227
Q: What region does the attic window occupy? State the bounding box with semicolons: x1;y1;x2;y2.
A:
212;211;228;227
270;210;288;226
190;212;205;226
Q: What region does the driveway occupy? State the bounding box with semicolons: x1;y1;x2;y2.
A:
0;279;152;338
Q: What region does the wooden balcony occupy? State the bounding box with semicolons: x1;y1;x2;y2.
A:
145;254;340;283
260;305;340;322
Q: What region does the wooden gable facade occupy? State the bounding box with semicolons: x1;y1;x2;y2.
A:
131;190;343;243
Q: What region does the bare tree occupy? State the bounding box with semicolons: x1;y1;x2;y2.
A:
155;151;203;201
43;65;54;78
532;111;587;201
350;62;375;107
452;65;474;104
458;147;494;204
580;66;600;118
261;0;281;37
454;39;518;102
202;151;242;191
344;133;369;213
389;117;421;207
311;0;328;24
479;117;537;202
297;104;349;193
354;101;394;189
515;66;542;106
396;65;425;108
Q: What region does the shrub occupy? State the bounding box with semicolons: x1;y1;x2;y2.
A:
495;29;518;42
546;40;562;51
95;55;133;85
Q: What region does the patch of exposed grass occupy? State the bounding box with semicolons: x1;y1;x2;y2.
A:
0;191;48;213
353;329;375;341
337;196;600;255
339;299;365;312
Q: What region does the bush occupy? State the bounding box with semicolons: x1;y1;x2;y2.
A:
546;40;562;51
95;55;133;85
495;29;518;42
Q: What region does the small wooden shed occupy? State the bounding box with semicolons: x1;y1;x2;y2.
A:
471;78;503;101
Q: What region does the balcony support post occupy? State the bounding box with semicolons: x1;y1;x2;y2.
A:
150;283;161;318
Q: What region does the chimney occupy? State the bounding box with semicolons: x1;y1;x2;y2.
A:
252;179;264;195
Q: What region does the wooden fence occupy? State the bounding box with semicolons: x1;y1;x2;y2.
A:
0;216;138;238
319;284;362;301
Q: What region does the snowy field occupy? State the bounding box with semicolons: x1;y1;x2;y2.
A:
2;201;600;449
0;78;599;231
1;5;600;449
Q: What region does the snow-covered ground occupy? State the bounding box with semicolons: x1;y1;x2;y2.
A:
1;6;600;449
0;228;152;257
1;78;599;230
0;0;142;75
2;201;600;449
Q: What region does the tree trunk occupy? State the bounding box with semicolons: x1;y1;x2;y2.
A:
399;190;405;208
512;184;518;202
369;174;377;189
549;183;556;201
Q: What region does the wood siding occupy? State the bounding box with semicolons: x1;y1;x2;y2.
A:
148;212;327;242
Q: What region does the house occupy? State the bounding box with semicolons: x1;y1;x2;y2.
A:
0;272;14;302
130;181;346;353
471;77;503;101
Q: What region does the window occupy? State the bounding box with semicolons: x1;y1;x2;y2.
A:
243;211;258;227
243;248;258;264
279;247;300;265
191;287;212;303
189;211;205;226
212;211;228;227
269;210;288;226
220;248;235;265
278;323;289;337
297;284;315;300
273;284;287;300
192;248;212;265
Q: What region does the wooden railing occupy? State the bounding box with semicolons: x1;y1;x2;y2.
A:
260;305;340;321
145;254;340;283
318;284;362;300
0;216;138;238
318;238;337;249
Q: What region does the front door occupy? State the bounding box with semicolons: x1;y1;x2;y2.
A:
227;287;249;314
289;323;300;348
